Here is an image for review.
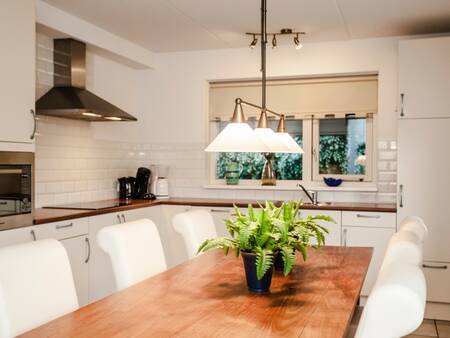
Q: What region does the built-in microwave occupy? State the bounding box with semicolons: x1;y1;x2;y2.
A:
0;152;34;230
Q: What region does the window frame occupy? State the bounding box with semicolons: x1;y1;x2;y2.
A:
311;114;374;182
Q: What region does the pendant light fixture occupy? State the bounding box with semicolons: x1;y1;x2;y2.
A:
205;0;304;185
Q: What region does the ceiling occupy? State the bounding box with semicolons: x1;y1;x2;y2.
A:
42;0;450;53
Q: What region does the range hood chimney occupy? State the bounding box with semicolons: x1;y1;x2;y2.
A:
36;38;137;122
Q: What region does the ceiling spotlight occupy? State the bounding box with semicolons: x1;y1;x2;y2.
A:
249;34;258;49
294;33;303;50
272;35;277;49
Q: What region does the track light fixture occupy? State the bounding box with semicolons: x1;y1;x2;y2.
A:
294;33;303;50
249;34;258;49
246;29;305;50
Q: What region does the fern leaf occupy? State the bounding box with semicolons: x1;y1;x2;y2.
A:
239;222;252;250
255;248;274;280
281;247;296;276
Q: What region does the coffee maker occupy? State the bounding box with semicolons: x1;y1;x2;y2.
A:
150;164;170;199
133;167;155;199
118;167;156;200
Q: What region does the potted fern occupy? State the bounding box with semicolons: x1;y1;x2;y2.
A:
198;200;333;293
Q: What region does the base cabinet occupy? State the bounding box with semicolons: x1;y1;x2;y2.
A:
342;225;395;296
61;235;90;306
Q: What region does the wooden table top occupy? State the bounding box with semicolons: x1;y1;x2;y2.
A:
21;246;373;338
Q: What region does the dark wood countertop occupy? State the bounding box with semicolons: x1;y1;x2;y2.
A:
33;198;396;225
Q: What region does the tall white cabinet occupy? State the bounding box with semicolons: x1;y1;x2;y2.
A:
0;0;36;144
398;36;450;316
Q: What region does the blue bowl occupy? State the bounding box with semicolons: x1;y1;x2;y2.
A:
323;177;343;187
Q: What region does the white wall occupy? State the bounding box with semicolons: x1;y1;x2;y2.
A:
36;34;400;206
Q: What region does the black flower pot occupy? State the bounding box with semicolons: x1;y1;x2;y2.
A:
241;252;273;293
273;251;284;271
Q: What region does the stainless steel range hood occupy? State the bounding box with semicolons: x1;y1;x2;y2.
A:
36;39;137;122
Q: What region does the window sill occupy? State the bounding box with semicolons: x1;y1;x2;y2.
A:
204;183;378;192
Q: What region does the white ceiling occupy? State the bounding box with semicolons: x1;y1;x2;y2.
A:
42;0;450;53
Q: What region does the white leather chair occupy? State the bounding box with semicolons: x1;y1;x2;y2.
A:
354;263;427;338
0;239;79;338
399;216;428;242
172;209;218;259
97;218;167;291
381;216;428;269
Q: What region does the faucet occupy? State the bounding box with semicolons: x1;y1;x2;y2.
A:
297;184;318;205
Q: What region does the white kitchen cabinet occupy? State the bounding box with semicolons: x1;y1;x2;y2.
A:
399;36;450;119
60;235;90;306
87;206;162;303
88;212;122;302
301;210;341;246
33;218;89;241
160;205;191;268
342;224;395;296
0;0;36;144
398;119;450;262
0;226;36;247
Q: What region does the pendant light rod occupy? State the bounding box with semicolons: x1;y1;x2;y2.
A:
261;0;267;110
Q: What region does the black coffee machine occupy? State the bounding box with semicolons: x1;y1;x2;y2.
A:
118;167;156;200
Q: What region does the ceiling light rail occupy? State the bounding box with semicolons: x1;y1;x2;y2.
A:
246;29;305;49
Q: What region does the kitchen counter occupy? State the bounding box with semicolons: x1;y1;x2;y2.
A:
33;198;397;225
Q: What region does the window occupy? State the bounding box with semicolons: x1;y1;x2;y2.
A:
215;119;303;180
312;115;373;181
209;74;377;187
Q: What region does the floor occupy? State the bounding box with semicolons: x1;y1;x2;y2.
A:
347;307;450;338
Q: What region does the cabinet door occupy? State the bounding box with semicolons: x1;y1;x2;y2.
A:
300;210;341;246
0;226;36;247
88;213;122;303
0;0;35;143
398;119;450;262
121;206;160;224
343;226;395;296
60;235;89;307
160;205;191;268
399;37;450;118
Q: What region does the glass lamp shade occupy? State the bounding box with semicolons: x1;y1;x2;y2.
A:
254;128;290;153
276;132;304;154
205;123;269;153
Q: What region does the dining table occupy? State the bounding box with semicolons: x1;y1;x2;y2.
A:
21;246;373;338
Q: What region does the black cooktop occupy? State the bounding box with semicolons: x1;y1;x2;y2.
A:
44;200;133;210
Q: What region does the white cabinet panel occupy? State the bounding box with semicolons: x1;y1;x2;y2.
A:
33;218;88;241
160;205;191;268
60;235;89;307
422;261;450;303
343;226;394;296
300;210;341;246
88;212;122;303
87;206;162;303
0;226;35;247
399;37;450;119
342;211;396;229
398;119;450;262
0;0;36;143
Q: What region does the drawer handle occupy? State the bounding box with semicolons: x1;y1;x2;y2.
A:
117;214;122;223
210;209;231;213
343;228;348;247
56;222;73;230
0;221;5;225
356;214;381;219
121;214;126;223
0;201;7;205
30;230;36;241
423;264;448;270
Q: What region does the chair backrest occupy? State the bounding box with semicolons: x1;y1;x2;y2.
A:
172;209;218;259
399;216;428;242
97;218;167;291
381;230;423;269
0;239;79;338
355;263;426;338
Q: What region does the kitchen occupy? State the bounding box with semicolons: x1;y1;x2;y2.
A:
0;0;449;337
